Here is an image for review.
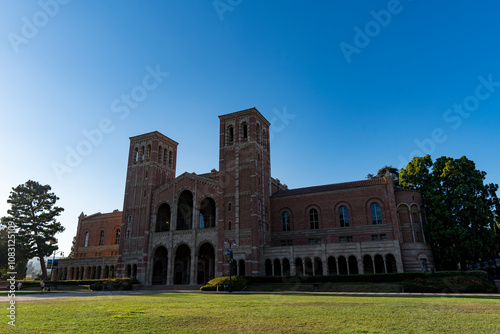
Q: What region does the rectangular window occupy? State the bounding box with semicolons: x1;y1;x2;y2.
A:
380;234;387;241
347;236;353;243
287;240;293;246
339;237;346;243
372;235;379;241
309;239;316;245
281;240;287;246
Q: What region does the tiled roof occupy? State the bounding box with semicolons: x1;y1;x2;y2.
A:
271;178;387;198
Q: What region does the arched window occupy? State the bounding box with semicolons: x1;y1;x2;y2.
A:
309;208;319;229
158;145;162;162
115;229;120;244
339;206;349;227
126;229;131;239
156;203;171;232
199;198;216;228
176;191;193;230
169;151;173;166
370;203;383;224
99;231;104;245
84;231;89;247
282;211;291;231
228;221;232;230
163;149;167;165
140;146;145;162
228;203;232;212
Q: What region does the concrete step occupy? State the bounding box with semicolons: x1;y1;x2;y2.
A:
133;284;202;291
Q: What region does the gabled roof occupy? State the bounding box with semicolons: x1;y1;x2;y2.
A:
271;178;387;198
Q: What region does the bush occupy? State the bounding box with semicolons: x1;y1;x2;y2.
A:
89;278;138;291
200;276;249;291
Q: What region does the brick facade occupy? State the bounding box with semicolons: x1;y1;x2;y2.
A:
57;108;434;284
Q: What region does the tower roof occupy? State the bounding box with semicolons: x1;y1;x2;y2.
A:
219;107;271;126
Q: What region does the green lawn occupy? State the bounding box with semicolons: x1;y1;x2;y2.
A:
8;293;500;333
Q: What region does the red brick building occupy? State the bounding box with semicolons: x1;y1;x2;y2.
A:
56;108;434;284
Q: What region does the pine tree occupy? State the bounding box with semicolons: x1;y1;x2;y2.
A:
1;180;64;281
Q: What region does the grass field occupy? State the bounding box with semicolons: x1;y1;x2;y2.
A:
6;293;500;333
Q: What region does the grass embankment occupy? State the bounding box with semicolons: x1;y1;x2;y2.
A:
9;293;500;333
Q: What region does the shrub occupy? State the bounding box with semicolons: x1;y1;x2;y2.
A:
89;278;137;291
200;276;248;291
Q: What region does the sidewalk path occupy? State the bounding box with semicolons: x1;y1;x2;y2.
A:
1;289;499;302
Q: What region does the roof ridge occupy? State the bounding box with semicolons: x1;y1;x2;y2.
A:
272;178;387;198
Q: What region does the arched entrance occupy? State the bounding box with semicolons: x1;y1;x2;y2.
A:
197;243;215;284
364;255;374;274
374;254;385;273
174;244;191;284
152;247;168;285
348;256;359;275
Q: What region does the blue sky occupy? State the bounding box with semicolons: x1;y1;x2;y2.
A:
1;1;499;256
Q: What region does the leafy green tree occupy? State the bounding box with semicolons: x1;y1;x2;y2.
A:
400;155;499;270
1;180;65;281
0;228;28;279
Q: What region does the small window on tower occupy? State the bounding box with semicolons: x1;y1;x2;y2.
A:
241;122;248;141
146;144;151;161
134;147;139;164
228;125;234;145
228;203;232;212
256;124;261;144
169;151;173;166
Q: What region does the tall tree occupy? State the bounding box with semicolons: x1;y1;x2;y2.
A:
400;155;499;270
67;236;76;258
1;180;65;281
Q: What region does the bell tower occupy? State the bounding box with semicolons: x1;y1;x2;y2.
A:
117;131;178;282
218;108;271;276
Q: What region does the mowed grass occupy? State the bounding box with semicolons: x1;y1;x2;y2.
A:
9;293;500;333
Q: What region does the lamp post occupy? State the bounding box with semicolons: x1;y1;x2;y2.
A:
224;239;236;292
50;251;64;281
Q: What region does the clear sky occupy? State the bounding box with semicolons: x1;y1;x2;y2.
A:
1;1;499;256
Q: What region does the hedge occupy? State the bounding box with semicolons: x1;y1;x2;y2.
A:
402;275;498;293
245;271;494;284
14;278;139;289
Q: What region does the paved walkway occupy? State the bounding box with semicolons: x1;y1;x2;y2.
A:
1;289;498;302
